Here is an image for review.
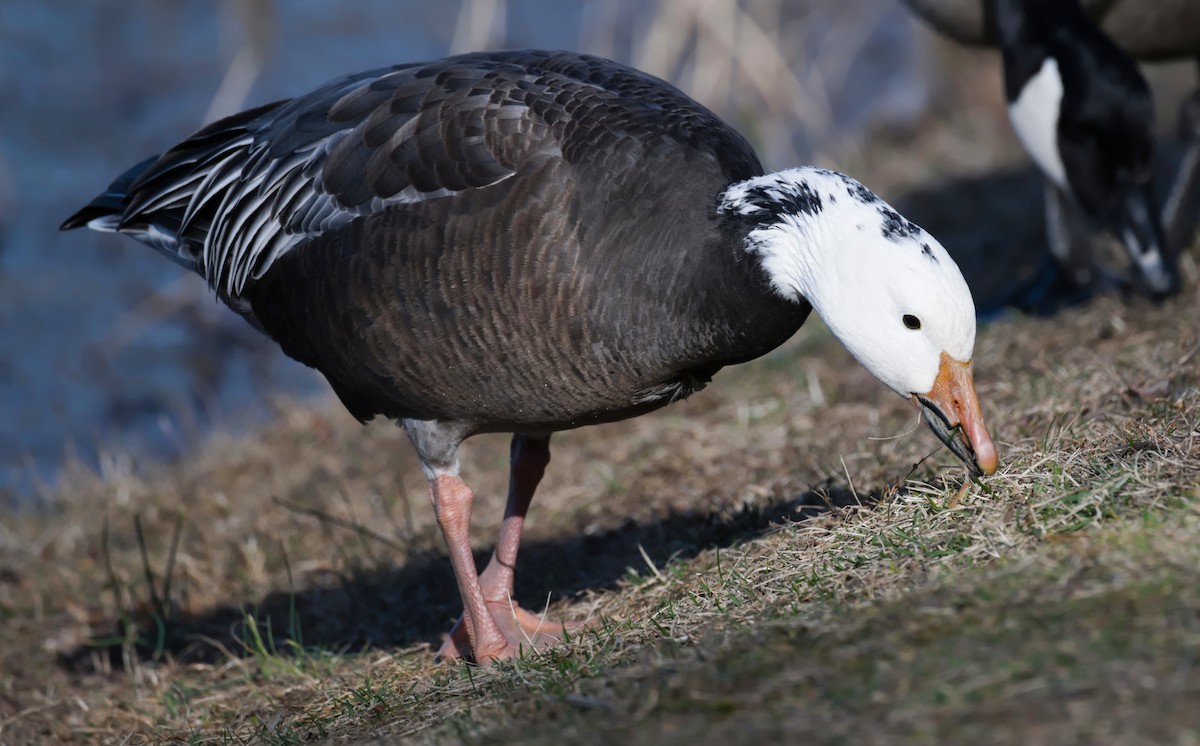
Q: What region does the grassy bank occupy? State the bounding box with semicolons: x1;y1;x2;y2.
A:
1;282;1197;743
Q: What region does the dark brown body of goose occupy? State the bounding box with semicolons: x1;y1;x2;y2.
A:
246;119;805;436
69;51;805;436
62;50;812;661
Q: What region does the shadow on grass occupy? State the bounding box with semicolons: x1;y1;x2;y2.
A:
59;483;881;673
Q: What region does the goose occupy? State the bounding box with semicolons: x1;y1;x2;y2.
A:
61;50;998;663
902;0;1191;299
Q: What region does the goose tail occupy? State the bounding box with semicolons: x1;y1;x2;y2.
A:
60;155;198;272
60;155;155;229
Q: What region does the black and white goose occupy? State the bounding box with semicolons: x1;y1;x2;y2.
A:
996;0;1179;297
904;0;1188;298
62;50;998;663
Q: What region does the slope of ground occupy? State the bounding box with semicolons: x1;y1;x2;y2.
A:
1;283;1197;744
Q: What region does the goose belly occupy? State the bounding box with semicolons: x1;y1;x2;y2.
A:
253;259;741;431
247;211;801;432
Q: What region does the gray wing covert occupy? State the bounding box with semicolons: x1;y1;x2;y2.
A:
120;57;566;299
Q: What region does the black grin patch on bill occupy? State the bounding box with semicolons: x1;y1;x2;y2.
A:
917;395;983;477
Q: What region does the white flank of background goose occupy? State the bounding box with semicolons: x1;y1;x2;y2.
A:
62;50;998;663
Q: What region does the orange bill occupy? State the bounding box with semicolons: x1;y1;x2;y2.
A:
911;353;998;477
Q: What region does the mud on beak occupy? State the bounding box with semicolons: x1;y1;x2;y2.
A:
912;353;998;477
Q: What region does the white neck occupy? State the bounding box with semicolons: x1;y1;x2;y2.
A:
720;169;844;302
719;168;930;307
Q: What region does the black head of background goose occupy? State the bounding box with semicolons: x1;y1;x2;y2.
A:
61;50;997;663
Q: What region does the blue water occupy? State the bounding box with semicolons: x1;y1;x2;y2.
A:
0;0;924;506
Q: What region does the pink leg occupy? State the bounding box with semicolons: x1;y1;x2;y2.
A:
429;474;513;662
437;435;586;662
480;434;550;601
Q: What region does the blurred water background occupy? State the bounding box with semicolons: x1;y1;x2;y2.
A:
2;0;1189;507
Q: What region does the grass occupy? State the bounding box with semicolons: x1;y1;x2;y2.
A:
1;282;1197;744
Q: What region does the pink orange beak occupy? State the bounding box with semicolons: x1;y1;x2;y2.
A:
911;353;998;477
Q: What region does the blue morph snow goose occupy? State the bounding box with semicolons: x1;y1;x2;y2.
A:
62;50;998;663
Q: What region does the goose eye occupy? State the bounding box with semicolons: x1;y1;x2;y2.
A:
902;314;922;330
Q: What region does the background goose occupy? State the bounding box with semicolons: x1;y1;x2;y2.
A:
62;49;997;663
903;0;1196;299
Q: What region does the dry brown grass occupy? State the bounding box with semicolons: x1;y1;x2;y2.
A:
1;279;1198;743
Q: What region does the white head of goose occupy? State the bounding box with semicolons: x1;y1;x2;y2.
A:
62;50;998;663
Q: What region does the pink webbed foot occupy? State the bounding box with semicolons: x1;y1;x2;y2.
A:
435;601;589;663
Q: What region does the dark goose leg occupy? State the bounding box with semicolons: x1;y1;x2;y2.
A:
1013;181;1108;310
437;434;585;662
1044;181;1098;290
1163;70;1200;259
